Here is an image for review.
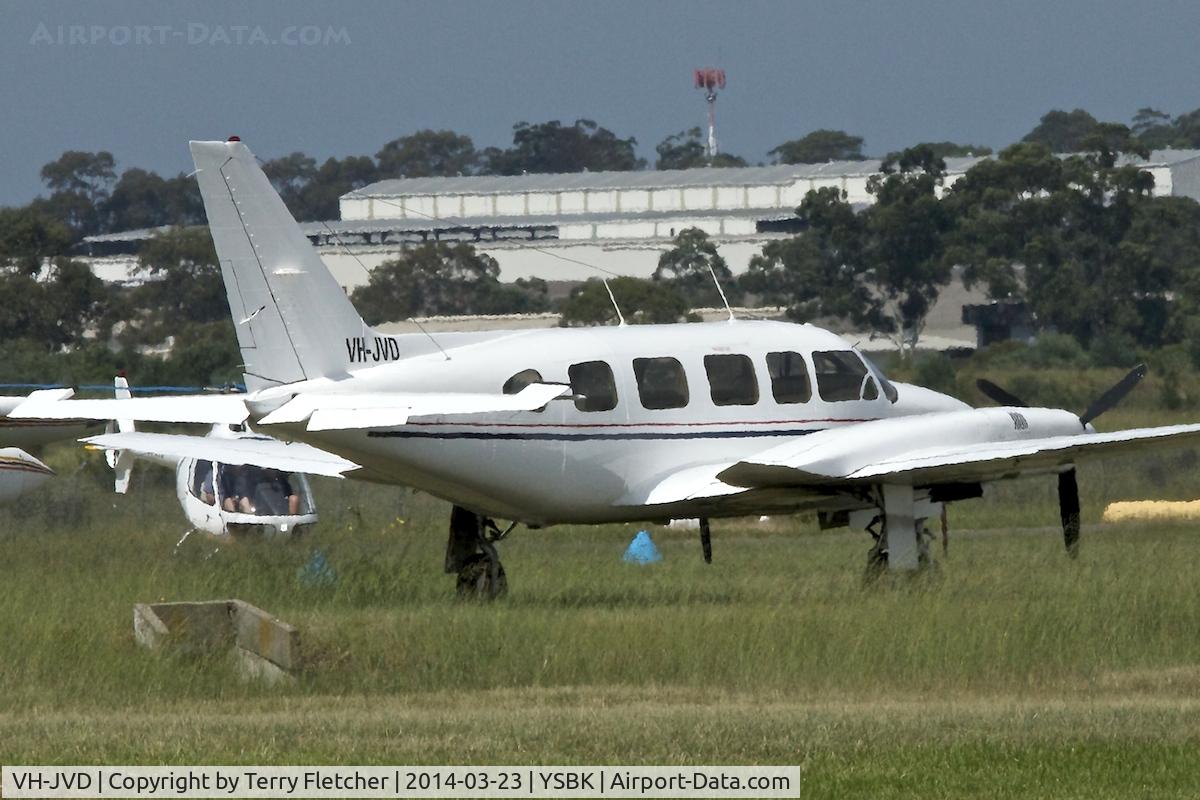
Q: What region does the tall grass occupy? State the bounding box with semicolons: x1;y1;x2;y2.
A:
3;442;1200;708
2;407;1200;795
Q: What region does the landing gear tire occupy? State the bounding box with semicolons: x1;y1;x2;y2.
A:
455;553;508;600
446;506;510;600
863;522;938;585
863;543;888;584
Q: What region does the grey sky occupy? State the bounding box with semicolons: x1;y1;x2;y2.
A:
2;0;1199;207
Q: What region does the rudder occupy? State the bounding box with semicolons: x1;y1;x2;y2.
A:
190;139;369;391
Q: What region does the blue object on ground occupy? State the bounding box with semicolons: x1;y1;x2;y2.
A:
299;549;337;587
623;530;663;564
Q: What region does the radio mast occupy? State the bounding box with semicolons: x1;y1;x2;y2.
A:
693;68;726;158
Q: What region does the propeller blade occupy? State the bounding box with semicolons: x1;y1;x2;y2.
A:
976;379;1027;408
1080;363;1147;426
1058;468;1080;559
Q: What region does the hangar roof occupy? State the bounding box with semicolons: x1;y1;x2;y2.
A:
349;158;982;197
347;149;1200;199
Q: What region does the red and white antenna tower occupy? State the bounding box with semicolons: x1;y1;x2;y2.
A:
693;67;726;158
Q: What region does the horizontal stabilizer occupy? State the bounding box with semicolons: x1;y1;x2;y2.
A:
11;391;249;425
82;432;358;478
259;383;570;431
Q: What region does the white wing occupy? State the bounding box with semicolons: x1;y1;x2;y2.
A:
719;423;1200;488
259;383;569;430
81;432;358;477
11;389;248;425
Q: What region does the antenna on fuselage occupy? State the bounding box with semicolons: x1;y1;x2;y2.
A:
708;264;736;322
407;317;452;361
603;279;628;327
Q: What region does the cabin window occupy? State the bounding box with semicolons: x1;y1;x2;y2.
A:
191;460;216;506
502;368;542;394
813;350;872;402
216;464;313;516
766;351;812;404
568;360;618;412
633;357;689;409
704;354;758;406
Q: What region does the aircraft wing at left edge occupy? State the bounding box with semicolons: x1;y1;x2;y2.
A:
9;390;249;425
81;431;359;478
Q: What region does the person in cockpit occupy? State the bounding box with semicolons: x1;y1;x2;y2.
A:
219;464;255;514
259;468;301;516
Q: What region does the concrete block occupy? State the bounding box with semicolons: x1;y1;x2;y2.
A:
132;603;171;650
231;600;300;671
132;599;300;679
229;645;295;686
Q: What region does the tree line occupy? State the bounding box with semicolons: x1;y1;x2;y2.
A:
27;103;1200;240
4;105;1200;388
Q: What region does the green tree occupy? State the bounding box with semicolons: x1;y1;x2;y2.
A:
559;276;692;326
0;257;110;350
375;130;478;178
103;168;205;231
0;206;73;273
945;138;1196;350
1021;109;1101;152
482;119;646;174
769;130;865;164
40;150;117;203
740;187;882;327
913;141;993;159
1131;107;1173;146
1130;106;1200;150
291;156;379;221
38;150;118;236
1078;122;1148;168
261;152;318;218
865;145;956;352
653;227;742;307
134;227;227;325
942;142;1066;300
654;128;747;170
350;242;548;324
261;152;378;221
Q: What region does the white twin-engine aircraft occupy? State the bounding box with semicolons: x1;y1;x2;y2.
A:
14;138;1200;596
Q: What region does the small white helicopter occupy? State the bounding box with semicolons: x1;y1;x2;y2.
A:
104;377;320;542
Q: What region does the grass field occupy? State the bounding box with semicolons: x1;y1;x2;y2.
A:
2;423;1200;798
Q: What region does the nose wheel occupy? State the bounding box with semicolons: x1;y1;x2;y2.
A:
445;506;510;600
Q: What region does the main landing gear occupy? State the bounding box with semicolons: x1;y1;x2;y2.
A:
862;484;937;583
445;506;511;600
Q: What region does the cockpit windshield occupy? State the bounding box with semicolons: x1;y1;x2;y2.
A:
812;350;896;403
193;462;315;517
858;352;899;403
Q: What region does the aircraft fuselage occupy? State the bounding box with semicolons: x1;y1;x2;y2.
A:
253;320;973;524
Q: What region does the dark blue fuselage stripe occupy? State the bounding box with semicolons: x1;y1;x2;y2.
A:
367;428;822;442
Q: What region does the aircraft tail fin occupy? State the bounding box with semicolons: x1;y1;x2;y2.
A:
190;139;371;391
